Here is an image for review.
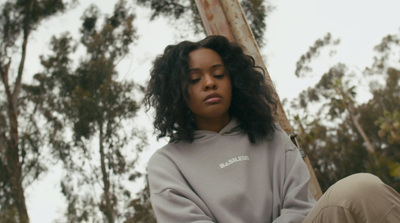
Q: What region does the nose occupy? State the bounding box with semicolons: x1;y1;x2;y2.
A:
203;75;217;90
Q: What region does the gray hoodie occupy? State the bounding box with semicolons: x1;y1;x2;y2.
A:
147;119;315;223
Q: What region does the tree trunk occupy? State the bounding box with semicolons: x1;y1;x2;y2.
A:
6;147;29;223
1;61;30;223
348;107;375;153
99;125;114;223
342;91;375;153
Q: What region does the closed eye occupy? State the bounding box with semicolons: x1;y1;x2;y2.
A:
212;65;226;78
190;78;200;84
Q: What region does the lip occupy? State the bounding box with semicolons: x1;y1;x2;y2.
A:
204;93;222;104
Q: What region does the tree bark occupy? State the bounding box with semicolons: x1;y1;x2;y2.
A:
337;87;375;155
99;124;114;223
1;59;30;223
348;106;375;153
6;145;29;223
340;89;375;154
13;0;34;100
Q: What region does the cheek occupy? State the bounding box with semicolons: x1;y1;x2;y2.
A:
181;82;192;104
187;84;201;100
184;87;198;109
226;80;233;97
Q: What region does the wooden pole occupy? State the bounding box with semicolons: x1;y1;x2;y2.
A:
195;0;323;200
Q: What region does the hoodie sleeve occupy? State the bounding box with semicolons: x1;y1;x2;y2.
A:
273;137;316;223
147;151;216;223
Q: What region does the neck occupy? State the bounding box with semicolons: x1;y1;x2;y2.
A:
195;115;231;132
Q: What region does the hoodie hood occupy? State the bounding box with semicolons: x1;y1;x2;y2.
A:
193;118;242;140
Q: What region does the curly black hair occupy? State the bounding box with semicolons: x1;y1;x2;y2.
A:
144;35;278;143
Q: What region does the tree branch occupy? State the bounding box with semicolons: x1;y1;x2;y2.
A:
13;0;34;99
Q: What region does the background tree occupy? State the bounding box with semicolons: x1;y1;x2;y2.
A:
365;31;400;183
125;180;156;223
135;0;274;48
289;31;400;192
25;1;147;222
0;1;74;222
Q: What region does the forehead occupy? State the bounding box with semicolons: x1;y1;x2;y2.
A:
188;48;223;68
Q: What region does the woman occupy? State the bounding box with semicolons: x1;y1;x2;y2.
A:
144;35;400;223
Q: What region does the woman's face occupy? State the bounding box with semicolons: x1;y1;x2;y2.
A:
184;48;232;129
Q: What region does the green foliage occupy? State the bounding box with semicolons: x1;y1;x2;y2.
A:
124;178;156;223
295;33;340;77
135;0;202;35
135;0;274;47
136;0;188;19
294;62;356;120
370;33;400;72
24;1;148;222
238;0;273;47
376;110;400;145
0;0;75;55
290;30;400;192
0;1;75;222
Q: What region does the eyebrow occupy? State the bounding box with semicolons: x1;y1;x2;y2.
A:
188;64;225;72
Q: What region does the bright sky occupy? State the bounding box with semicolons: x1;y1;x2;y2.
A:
23;0;400;222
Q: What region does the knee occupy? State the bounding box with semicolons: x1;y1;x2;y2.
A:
341;173;382;187
328;173;383;201
308;173;400;223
